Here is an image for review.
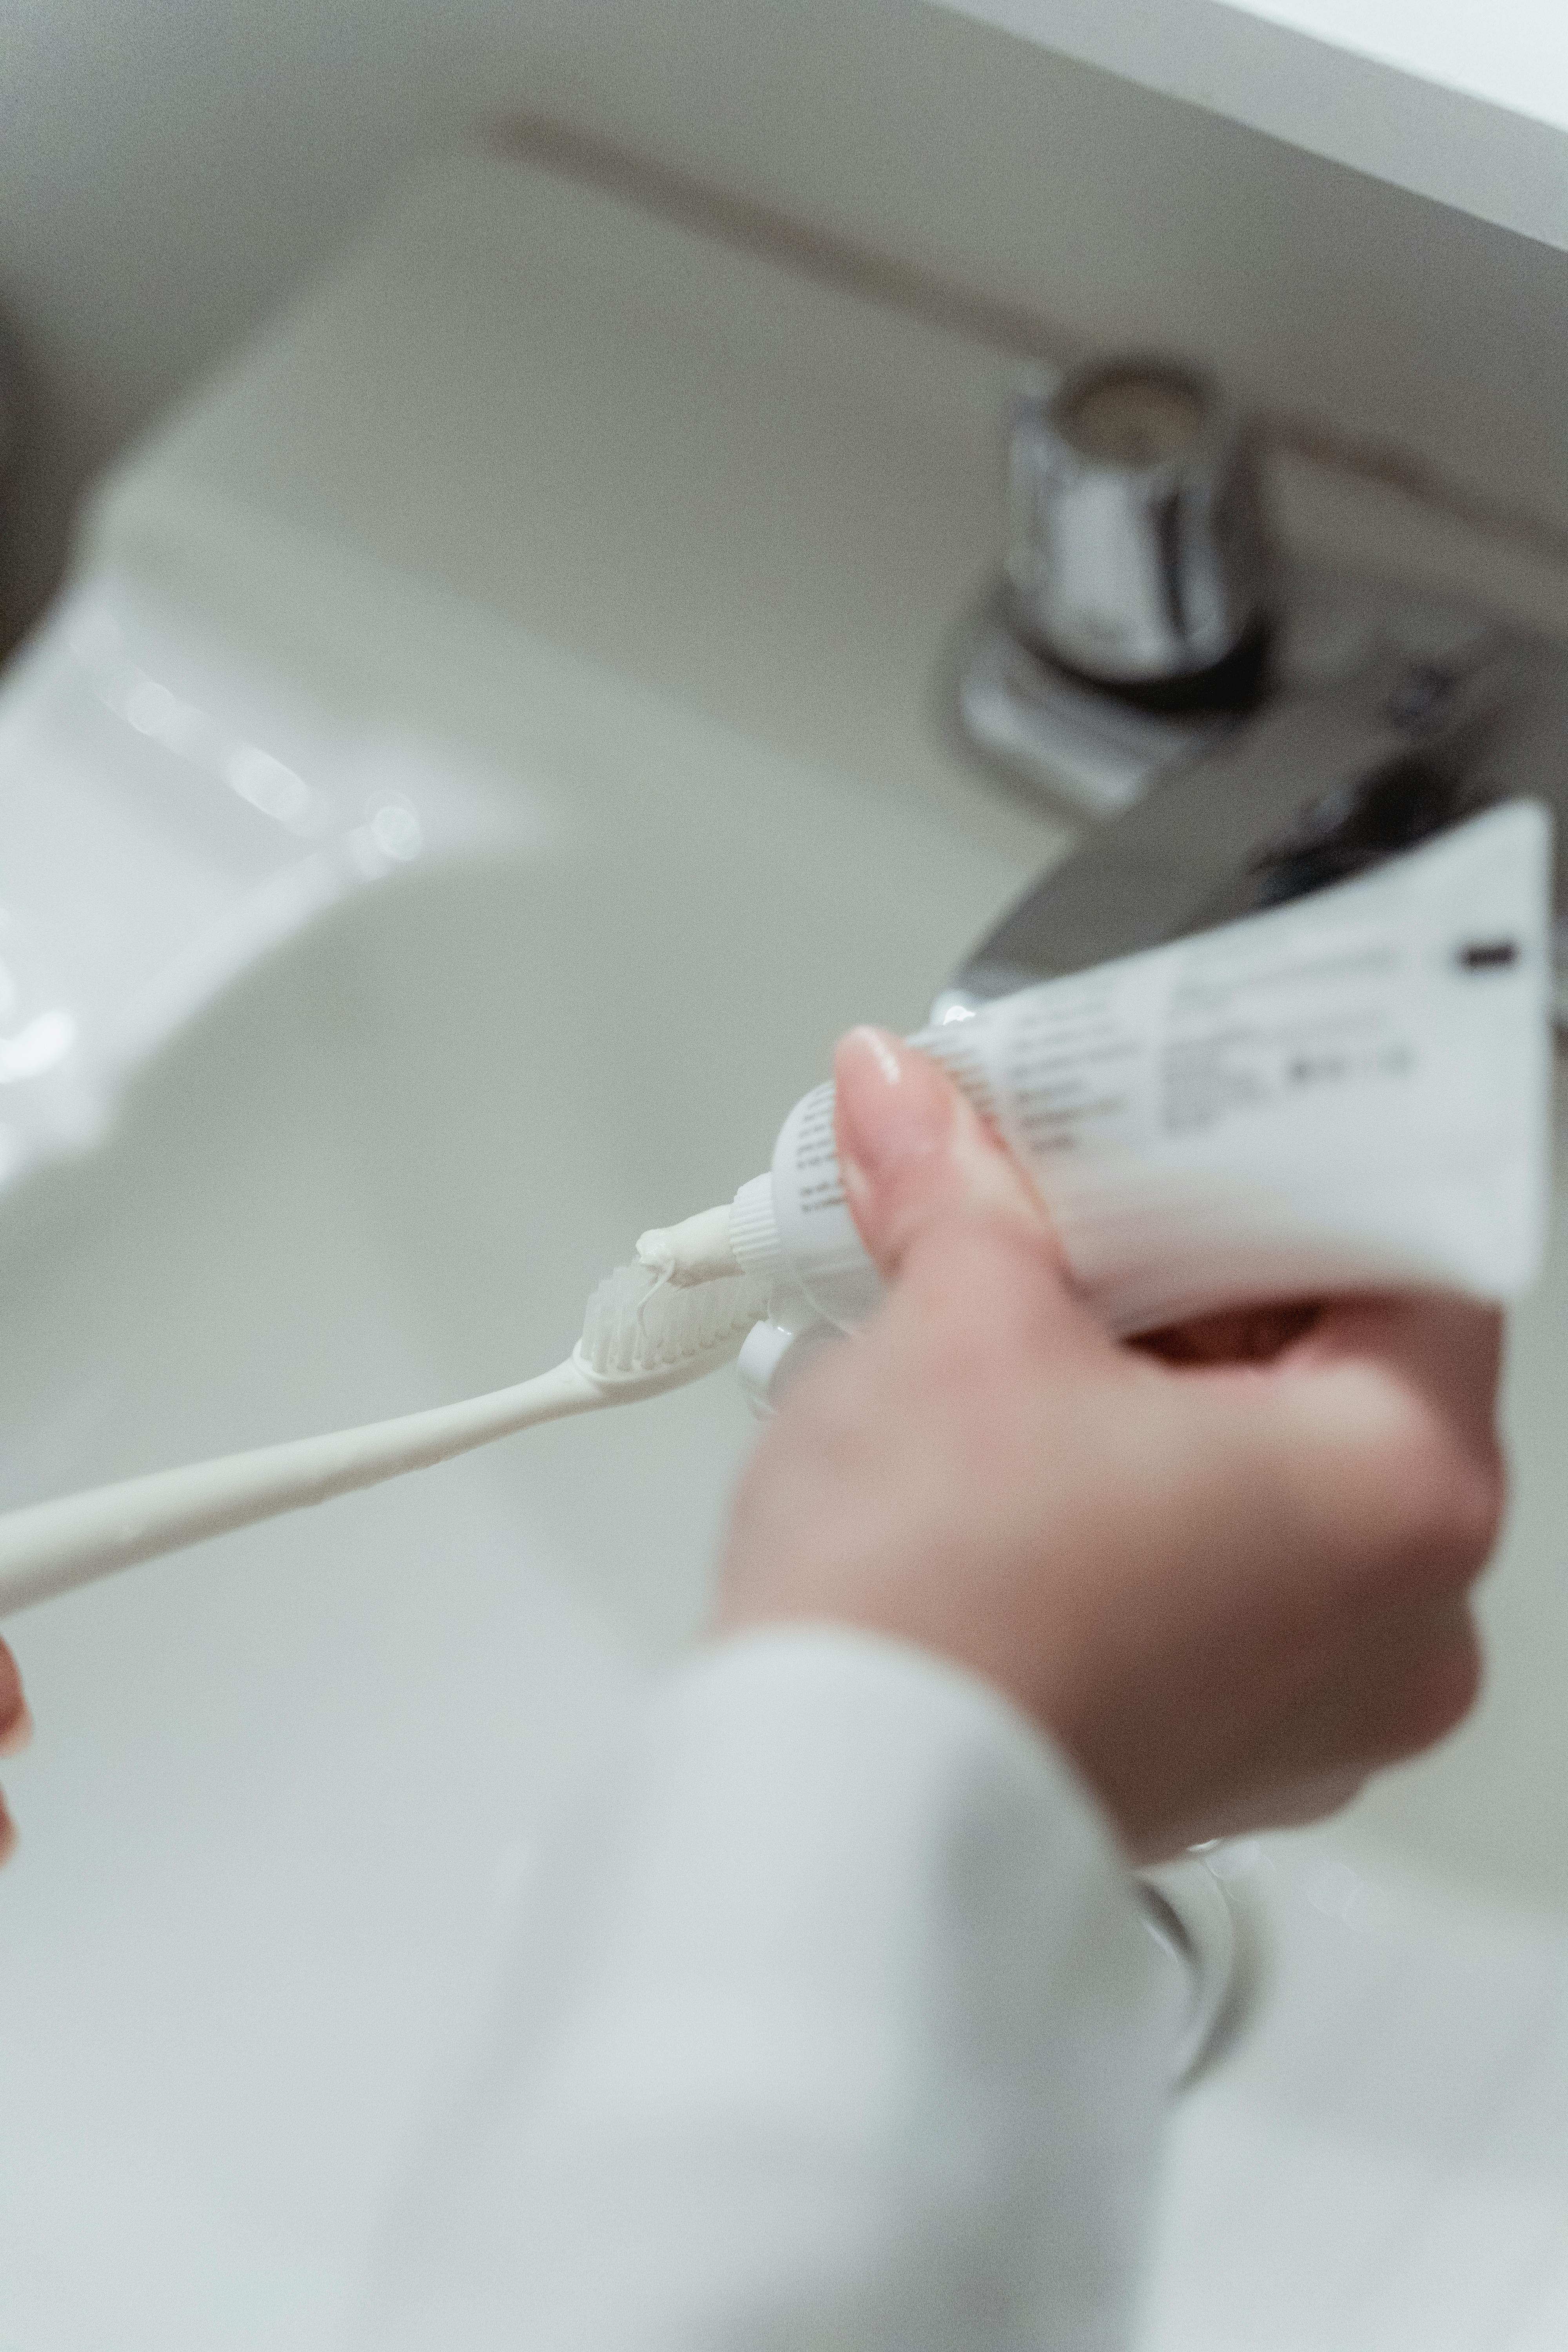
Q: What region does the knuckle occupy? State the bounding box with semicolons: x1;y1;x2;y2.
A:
1391;1443;1506;1591
1448;1446;1508;1564
1359;1613;1485;1764
1331;1379;1506;1597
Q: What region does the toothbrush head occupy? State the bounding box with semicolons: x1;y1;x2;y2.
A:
573;1261;768;1399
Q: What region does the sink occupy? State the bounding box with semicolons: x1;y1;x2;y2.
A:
0;632;1033;2350
1;148;1565;2351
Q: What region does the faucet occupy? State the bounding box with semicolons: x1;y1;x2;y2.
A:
950;355;1568;1026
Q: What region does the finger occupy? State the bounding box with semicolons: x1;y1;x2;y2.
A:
1341;1600;1484;1765
0;1641;29;1758
1303;1294;1504;1455
833;1027;1053;1281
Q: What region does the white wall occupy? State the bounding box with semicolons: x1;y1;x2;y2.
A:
938;0;1568;250
4;0;1566;643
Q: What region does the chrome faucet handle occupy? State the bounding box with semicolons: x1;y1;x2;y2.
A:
1004;356;1272;705
958;348;1565;849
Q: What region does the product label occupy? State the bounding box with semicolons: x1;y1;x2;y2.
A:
986;933;1430;1165
906;803;1549;1335
787;1083;847;1215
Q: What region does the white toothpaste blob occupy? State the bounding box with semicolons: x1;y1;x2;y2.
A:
734;802;1553;1347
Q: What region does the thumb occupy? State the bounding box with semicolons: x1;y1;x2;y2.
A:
833;1026;1056;1282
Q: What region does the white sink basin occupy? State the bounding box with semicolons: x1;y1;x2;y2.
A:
0;637;1039;2348
1;149;1565;2351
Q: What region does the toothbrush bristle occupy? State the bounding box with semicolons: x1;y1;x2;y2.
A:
580;1264;766;1381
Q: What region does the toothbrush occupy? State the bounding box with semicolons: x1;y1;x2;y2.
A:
0;1250;761;1620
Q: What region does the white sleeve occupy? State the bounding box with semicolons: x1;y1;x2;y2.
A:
363;1625;1174;2352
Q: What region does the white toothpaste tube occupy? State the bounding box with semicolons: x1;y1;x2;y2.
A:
726;801;1552;1394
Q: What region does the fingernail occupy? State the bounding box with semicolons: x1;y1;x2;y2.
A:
834;1027;951;1183
0;1702;33;1759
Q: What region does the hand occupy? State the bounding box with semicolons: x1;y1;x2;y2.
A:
0;1637;29;1866
716;1028;1504;1861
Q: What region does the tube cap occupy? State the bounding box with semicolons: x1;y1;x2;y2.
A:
736;1315;844;1417
729;1172;786;1290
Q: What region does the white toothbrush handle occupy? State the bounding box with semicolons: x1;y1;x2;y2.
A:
0;1358;601;1620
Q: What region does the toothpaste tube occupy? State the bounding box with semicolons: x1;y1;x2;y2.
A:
728;802;1552;1402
